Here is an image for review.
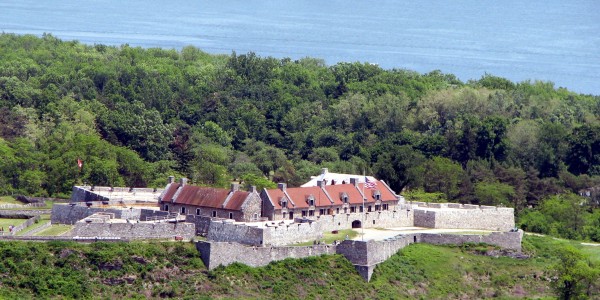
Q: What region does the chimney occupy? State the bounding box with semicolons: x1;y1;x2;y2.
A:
168;176;175;184
179;177;188;186
350;178;359;187
231;183;240;193
317;180;325;187
278;183;287;191
321;168;329;175
249;185;257;193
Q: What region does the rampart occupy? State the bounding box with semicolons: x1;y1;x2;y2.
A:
51;203;167;224
185;215;212;235
0;209;51;217
198;230;523;281
197;241;337;270
70;221;195;240
413;204;515;231
419;230;523;251
205;219;323;246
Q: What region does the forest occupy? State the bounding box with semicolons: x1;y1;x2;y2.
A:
1;33;599;241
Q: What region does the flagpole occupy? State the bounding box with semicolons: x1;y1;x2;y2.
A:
362;170;365;241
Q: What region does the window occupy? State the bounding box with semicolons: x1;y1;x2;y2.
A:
368;206;372;212
319;209;325;215
359;206;364;213
283;212;287;219
302;210;307;217
229;212;234;219
281;200;287;208
181;207;186;214
309;210;315;216
309;199;314;206
383;204;389;210
164;204;169;211
212;211;217;217
253;213;258;220
344;207;348;213
375;205;380;211
336;208;340;214
350;206;356;213
373;190;381;200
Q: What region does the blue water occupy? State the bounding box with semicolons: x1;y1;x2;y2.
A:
1;0;599;95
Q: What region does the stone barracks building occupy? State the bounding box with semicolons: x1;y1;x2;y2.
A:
261;177;400;222
158;177;261;222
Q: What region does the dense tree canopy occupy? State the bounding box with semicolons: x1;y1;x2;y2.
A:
1;33;599;240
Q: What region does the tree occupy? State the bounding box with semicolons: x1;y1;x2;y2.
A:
473;181;514;206
422;157;465;200
551;246;599;300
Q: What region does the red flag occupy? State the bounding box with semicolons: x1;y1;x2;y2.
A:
77;158;83;169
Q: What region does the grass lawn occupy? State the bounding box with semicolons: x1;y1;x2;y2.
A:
34;224;73;236
0;218;27;231
293;229;358;246
16;215;51;236
0;196;19;204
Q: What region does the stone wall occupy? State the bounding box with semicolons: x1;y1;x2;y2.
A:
70;221;195;240
0;209;50;217
50;204;130;225
51;204;149;224
70;186;109;202
419;230;523;251
197;241;337;270
315;209;413;232
185;215;212;235
413;206;515;231
206;221;266;246
264;221;322;246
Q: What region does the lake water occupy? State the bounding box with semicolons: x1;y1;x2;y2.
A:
1;0;599;95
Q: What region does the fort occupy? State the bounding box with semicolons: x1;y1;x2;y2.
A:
8;170;522;281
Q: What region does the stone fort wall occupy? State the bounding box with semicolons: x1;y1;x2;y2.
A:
197;241;337;270
51;204;168;224
413;205;515;231
70;222;195;240
198;230;523;281
419;230;523;251
205;220;323;246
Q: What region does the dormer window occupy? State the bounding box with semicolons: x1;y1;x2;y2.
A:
372;190;381;201
306;195;315;206
340;192;349;204
280;197;288;208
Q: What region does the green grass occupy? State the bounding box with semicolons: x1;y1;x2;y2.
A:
0;232;596;299
293;229;358;246
0;196;19;204
16;215;51;236
34;224;73;236
0;218;27;231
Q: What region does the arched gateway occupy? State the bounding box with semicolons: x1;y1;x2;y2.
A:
351;220;362;228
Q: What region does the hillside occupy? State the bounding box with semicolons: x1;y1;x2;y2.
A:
0;235;597;299
1;34;600;248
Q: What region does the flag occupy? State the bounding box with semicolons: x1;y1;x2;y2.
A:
77;158;83;170
365;177;377;189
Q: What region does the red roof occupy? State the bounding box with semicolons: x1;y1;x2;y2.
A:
264;180;397;210
161;183;251;210
323;184;364;205
225;191;251;210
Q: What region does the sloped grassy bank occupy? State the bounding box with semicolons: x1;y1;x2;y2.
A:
0;236;597;299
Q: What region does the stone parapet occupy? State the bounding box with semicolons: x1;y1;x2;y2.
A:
197;241;337;270
70;222;195;240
